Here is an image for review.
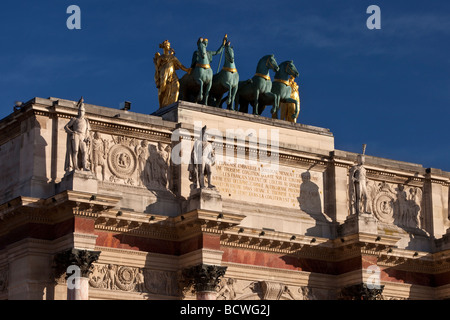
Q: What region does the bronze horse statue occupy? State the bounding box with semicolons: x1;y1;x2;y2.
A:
179;36;226;104
258;60;300;117
207;41;239;110
234;54;279;115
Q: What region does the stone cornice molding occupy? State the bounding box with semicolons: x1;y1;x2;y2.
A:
221;226;333;260
95;211;177;241
93;209;245;242
174;210;246;240
0;191;121;237
155;100;333;137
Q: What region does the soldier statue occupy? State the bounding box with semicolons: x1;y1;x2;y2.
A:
350;145;369;215
188;125;216;189
64;97;91;171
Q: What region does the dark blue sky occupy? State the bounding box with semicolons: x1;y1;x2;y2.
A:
0;0;449;172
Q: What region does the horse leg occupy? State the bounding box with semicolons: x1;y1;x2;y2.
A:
195;79;204;104
214;94;222;108
225;83;233;109
266;92;278;115
235;93;242;112
203;80;212;105
284;98;299;121
253;90;260;115
239;99;249;114
220;94;229;109
272;107;279;119
229;84;238;111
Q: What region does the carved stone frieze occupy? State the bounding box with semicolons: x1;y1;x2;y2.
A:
348;173;424;230
216;277;328;300
90;133;172;190
90;131;109;181
366;181;423;230
88;263;178;296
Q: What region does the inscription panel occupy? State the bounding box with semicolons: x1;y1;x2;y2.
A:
214;162;324;212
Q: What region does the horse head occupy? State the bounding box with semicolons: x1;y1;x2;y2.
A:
196;37;208;62
224;42;234;64
285;60;299;78
266;54;279;73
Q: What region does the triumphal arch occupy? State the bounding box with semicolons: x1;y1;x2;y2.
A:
0;38;449;300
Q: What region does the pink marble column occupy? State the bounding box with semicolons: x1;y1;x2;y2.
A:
54;249;101;301
67;277;90;300
196;291;218;300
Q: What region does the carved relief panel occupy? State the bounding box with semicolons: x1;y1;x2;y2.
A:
349;175;424;230
88;263;177;296
216;278;332;300
86;133;171;191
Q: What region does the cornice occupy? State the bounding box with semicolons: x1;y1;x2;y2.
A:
174;210;246;240
0;191;121;237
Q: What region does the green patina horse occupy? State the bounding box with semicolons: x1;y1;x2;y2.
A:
259;60;300;118
207;41;240;110
179;36;226;104
235;54;279;115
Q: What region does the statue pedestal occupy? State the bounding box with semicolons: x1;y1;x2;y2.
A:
339;213;378;237
186;188;222;213
57;170;98;194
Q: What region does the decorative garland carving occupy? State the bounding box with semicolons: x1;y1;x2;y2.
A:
216;278;326;300
88;263;177;296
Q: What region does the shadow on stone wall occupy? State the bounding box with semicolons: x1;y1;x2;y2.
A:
298;170;333;237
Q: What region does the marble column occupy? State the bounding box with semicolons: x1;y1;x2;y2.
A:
182;264;227;300
54;248;101;300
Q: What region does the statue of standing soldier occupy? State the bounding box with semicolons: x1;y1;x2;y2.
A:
188;126;216;189
350;144;369;215
64;97;91;171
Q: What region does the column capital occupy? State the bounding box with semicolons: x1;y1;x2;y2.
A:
339;283;385;300
54;248;101;278
182;263;227;294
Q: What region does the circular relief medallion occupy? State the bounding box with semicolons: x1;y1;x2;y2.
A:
117;266;134;284
372;192;395;224
107;144;137;179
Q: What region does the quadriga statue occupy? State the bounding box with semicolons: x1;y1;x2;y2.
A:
179;35;227;105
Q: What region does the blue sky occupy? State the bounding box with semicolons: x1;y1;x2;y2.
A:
0;0;449;172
